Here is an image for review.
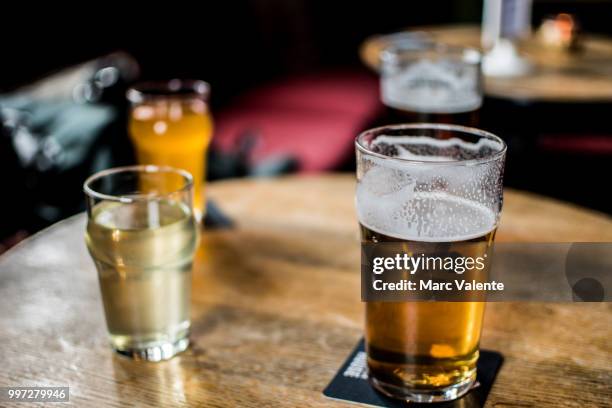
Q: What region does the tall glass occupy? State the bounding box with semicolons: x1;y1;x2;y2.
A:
84;165;198;361
380;42;483;126
355;124;506;402
127;80;213;221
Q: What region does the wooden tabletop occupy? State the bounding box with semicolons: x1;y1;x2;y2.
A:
0;175;611;407
360;25;612;103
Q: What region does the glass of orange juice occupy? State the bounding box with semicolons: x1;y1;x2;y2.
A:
127;79;213;221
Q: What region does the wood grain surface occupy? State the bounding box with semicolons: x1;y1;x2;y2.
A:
360;25;612;102
0;175;610;407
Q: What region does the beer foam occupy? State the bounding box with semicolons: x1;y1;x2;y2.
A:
370;135;503;162
357;133;504;242
356;190;497;242
381;59;482;114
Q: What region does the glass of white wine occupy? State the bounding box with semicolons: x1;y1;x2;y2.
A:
84;165;198;361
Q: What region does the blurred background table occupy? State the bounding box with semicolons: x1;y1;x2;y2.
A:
360;24;612;102
0;175;611;407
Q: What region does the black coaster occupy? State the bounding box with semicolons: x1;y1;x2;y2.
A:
323;339;503;407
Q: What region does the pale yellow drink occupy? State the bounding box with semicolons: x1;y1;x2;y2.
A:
86;199;198;356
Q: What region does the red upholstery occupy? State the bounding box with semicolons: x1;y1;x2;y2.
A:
212;70;382;172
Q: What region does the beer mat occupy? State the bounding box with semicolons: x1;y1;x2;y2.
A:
323;338;503;408
204;200;234;229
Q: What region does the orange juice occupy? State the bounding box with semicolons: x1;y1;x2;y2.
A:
129;98;212;219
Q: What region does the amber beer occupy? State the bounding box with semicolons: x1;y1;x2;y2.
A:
361;224;496;398
127;80;213;221
356;124;506;403
380;43;483;127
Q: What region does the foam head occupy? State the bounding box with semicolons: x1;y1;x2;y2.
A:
380;43;482;114
356;125;505;242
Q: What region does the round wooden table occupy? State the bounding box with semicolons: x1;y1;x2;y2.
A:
0;175;610;407
360;25;612;103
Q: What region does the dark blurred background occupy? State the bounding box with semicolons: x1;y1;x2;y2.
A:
4;1;612;100
1;0;611;252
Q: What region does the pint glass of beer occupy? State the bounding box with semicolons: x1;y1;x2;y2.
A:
380;42;482;126
84;165;198;361
127;80;213;221
355;124;506;402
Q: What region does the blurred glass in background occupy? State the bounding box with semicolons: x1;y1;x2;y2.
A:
380;40;482;126
128;80;213;221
